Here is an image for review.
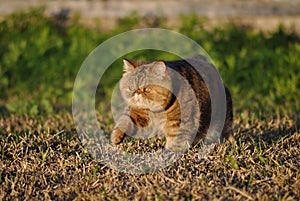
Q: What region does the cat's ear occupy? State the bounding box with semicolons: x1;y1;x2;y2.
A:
123;59;136;72
152;61;167;75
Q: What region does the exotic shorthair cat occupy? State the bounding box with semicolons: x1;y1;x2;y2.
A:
111;55;233;152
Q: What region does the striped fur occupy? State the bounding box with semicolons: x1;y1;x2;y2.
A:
111;56;233;151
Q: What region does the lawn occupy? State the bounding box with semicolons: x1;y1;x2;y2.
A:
0;8;299;200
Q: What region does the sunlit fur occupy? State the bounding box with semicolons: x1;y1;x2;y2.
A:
111;56;234;152
120;62;172;112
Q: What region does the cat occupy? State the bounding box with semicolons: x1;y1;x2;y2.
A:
110;55;233;152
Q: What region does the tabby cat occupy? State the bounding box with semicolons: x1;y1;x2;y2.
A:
111;55;233;152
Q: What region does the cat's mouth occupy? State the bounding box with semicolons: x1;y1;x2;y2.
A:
133;92;143;101
129;96;165;112
128;93;148;109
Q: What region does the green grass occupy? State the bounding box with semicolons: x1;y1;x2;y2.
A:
0;8;299;116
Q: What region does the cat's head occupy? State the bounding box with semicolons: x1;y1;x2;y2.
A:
119;59;172;111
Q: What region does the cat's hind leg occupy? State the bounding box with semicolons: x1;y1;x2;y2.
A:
220;87;234;143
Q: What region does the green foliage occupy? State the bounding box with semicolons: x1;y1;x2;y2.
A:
0;7;104;109
0;8;299;115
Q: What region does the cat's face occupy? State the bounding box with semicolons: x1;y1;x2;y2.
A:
119;59;172;111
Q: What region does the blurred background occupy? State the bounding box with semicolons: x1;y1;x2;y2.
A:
0;0;299;117
1;0;300;31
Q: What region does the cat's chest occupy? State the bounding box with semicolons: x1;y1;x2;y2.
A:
135;111;166;139
149;111;166;128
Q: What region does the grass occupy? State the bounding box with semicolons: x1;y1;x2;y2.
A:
0;114;299;200
0;7;300;200
0;8;299;115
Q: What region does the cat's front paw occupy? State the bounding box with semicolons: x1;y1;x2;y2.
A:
111;128;125;144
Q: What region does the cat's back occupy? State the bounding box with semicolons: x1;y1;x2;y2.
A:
165;56;210;103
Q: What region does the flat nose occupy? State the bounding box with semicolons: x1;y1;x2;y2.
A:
135;89;142;94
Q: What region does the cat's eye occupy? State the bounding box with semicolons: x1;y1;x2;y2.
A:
129;86;135;91
144;87;152;93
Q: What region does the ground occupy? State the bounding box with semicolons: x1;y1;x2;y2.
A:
0;113;299;200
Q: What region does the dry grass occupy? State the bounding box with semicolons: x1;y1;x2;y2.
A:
0;113;299;200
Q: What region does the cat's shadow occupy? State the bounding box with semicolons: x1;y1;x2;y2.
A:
0;104;10;117
234;115;300;146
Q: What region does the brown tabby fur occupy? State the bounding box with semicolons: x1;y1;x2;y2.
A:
111;56;233;151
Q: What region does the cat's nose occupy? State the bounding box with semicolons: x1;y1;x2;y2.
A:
135;89;143;94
